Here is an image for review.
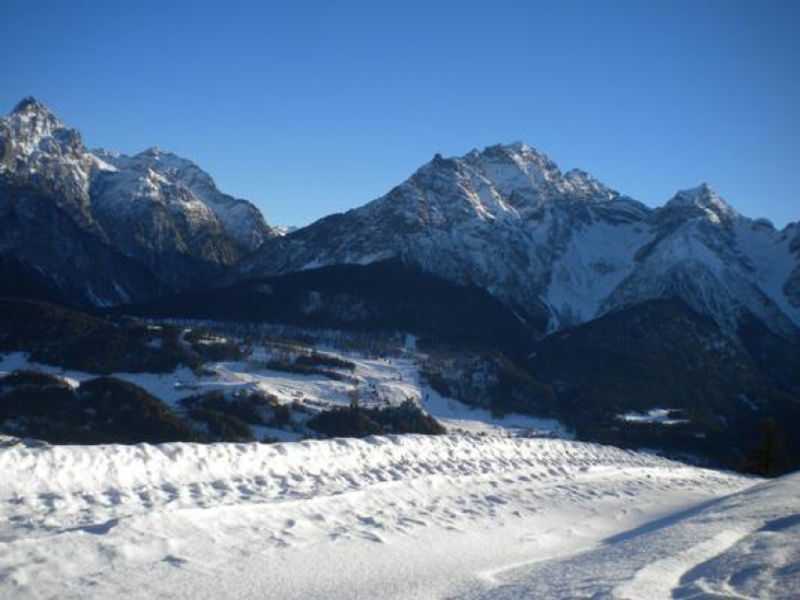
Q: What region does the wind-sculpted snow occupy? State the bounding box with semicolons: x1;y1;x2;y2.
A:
0;435;759;598
0;436;738;531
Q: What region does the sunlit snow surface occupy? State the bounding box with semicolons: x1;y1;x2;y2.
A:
618;408;690;426
1;349;798;598
1;434;796;599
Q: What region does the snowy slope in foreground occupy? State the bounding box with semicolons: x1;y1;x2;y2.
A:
1;435;788;599
463;469;800;599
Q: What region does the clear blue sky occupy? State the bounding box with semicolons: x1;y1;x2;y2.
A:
3;0;798;227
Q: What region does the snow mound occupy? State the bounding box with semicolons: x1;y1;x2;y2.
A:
0;435;758;599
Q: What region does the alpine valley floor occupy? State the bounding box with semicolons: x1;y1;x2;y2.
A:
1;435;797;599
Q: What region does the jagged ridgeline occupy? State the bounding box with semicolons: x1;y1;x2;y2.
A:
2;97;799;472
2;97;799;343
1;97;279;307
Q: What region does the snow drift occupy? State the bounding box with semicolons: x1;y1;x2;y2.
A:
2;435;786;599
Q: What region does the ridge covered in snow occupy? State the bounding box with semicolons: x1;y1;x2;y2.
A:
240;143;799;337
2;434;782;599
92;146;273;251
0;97;277;303
0;97;112;231
2;96;798;337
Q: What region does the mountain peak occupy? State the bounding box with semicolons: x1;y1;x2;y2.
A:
140;146;166;157
413;142;619;211
460;142;564;200
664;183;735;223
562;168;618;201
506;140;533;153
478;141;548;161
10;96;59;121
667;182;735;216
3;96;68;153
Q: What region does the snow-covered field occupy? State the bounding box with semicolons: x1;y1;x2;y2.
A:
2;343;799;598
2;435;796;599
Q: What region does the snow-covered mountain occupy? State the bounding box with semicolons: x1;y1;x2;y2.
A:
92;146;271;253
0;97;278;303
0;97;105;233
2;96;797;338
239;143;799;337
605;184;800;336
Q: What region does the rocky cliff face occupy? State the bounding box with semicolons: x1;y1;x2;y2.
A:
0;97;278;304
2;97;797;339
0;97;103;232
0;177;166;306
92;147;271;253
239;143;799;337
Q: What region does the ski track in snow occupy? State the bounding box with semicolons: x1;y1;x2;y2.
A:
455;471;800;600
0;435;767;599
613;526;753;599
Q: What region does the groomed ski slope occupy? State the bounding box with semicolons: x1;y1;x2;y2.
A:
0;435;795;599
